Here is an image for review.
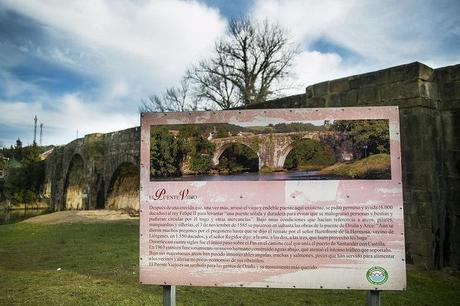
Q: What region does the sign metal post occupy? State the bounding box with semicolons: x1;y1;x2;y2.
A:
163;285;176;306
366;290;380;306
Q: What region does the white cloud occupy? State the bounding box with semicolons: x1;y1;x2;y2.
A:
0;0;229;146
0;70;42;98
0;101;42;127
251;0;351;45
3;0;225;61
2;0;227;103
252;0;459;64
1;0;459;147
278;51;343;95
251;0;460;90
0;94;138;146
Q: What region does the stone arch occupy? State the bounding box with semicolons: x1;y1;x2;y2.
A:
278;138;335;170
95;173;105;209
105;162;139;211
63;153;86;210
277;143;295;169
275;137;315;169
212;141;259;168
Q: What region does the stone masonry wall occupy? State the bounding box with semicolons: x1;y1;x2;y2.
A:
46;127;140;212
247;62;460;269
433;65;460;268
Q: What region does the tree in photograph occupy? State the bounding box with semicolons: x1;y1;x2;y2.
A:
331;120;389;158
189;17;297;108
178;125;215;174
284;139;335;170
140;78;200;112
150;127;185;178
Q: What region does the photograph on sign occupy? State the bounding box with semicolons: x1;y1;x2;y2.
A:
139;107;406;291
149;119;390;181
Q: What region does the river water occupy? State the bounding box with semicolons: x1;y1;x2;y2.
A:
154;170;346;181
0;208;49;225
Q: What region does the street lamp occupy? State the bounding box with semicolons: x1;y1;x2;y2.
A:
363;145;368;158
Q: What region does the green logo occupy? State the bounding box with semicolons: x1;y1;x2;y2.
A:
366;266;388;285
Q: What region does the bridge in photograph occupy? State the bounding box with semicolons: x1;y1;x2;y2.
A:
209;131;351;170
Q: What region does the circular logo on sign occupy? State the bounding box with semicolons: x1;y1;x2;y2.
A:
366;266;388;285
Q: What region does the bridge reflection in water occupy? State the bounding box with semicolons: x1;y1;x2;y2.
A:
153;169;345;181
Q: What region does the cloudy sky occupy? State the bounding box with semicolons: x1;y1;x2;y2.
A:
1;0;459;147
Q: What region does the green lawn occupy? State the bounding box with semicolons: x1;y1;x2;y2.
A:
1;221;459;305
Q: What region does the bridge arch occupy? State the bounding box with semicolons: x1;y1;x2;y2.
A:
105;162;139;210
212;141;260;170
63;153;86;210
277;144;294;169
275;135;315;169
278;138;335;170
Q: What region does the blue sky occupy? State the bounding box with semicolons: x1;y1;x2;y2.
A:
0;0;459;147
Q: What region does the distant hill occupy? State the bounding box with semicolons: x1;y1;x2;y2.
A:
153;122;326;138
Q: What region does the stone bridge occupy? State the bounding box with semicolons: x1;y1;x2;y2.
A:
45;127;140;211
42;62;460;270
210;131;350;170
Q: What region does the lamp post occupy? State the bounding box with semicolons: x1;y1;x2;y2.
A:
363;145;368;158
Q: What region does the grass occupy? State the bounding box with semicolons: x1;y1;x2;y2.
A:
1;220;459;306
295;164;331;171
320;153;391;179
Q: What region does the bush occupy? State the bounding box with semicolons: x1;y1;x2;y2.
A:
4;157;45;204
190;154;213;174
284;139;335;170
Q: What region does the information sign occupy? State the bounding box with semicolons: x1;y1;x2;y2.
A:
139;107;406;290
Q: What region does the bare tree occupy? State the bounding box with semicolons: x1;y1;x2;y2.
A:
142;17;296;112
139;78;200;112
189;17;297;108
186;50;239;110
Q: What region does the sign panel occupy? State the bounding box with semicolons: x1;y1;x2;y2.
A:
139;107;406;290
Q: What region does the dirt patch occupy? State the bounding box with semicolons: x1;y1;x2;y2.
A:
23;210;138;224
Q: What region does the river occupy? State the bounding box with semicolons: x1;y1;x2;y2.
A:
0;208;49;225
154;170;346;181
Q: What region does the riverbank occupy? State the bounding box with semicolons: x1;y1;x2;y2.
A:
1;219;459;305
0;207;49;225
0;201;49;210
0;201;50;224
320;153;391;179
